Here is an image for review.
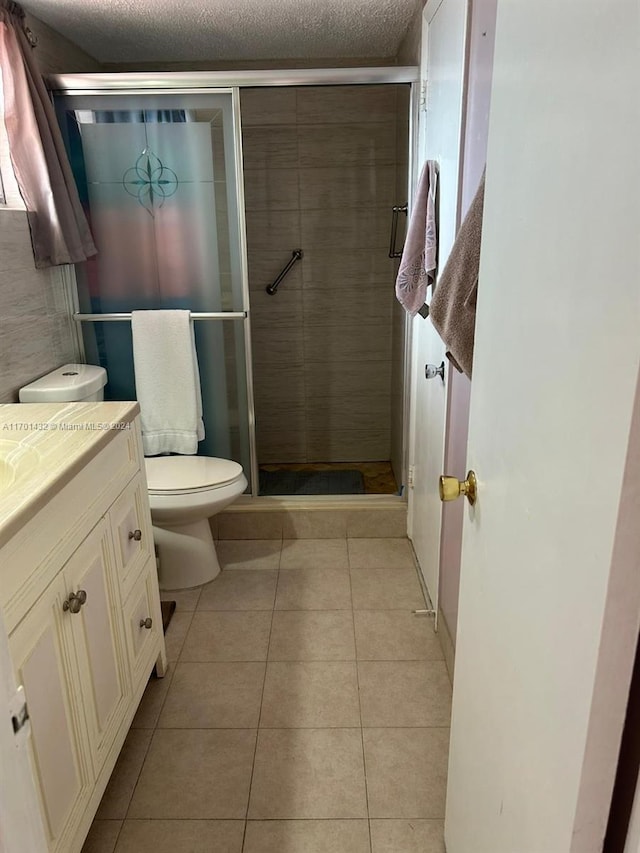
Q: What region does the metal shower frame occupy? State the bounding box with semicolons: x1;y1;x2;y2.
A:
49;66;420;500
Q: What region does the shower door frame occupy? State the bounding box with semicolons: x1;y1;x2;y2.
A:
49;67;419;500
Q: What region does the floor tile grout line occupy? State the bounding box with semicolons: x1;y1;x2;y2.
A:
348;566;374;853
120;725;156;823
89;535;447;845
121;609;195;820
241;542;281;850
107;815;126;851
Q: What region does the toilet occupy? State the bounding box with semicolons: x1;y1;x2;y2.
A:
19;363;247;590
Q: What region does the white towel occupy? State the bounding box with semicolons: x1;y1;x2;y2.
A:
131;309;205;455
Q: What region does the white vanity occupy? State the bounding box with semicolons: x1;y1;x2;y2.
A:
0;402;166;853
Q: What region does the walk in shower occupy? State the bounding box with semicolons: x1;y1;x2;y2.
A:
51;71;414;498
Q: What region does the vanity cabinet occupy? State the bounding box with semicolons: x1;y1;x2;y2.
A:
0;405;166;853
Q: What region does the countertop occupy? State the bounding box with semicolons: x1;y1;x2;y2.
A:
0;401;139;548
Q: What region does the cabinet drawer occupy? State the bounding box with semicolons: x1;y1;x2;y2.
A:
109;475;154;601
123;560;163;687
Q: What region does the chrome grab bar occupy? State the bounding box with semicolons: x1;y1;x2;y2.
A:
266;249;303;295
389;204;408;258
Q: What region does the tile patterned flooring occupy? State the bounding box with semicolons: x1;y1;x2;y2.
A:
83;537;450;853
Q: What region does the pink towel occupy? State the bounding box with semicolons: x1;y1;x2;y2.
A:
395;160;438;316
429;172;485;378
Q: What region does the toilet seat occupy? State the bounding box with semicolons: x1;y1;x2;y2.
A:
145;456;244;495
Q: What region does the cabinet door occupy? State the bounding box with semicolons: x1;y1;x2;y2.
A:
9;573;92;852
123;559;163;689
63;519;130;777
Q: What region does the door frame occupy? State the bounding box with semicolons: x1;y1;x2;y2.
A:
406;0;469;616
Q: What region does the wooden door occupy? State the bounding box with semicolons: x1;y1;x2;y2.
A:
445;0;640;848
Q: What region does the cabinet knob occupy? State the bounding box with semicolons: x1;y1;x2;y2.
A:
139;617;153;629
129;529;142;541
63;589;87;614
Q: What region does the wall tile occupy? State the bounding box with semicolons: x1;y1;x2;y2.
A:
251;288;303;330
253;364;305;407
246;211;301;253
0;316;77;403
240;88;297;126
297;85;398;125
0;211;39;272
282;510;348;539
301;208;388;250
218;511;284;540
304;361;391;399
299;166;396;210
0;267;48;316
298;124;395;167
395;85;412;167
242;126;298;169
306;429;391;462
303;322;392;363
255;403;306;434
257;433;307;463
301;248;391;290
303;287;392;327
346;508;407;538
244;169;299;211
306;395;391;434
251;324;304;365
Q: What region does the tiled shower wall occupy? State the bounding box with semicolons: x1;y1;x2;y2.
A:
242;85;410;464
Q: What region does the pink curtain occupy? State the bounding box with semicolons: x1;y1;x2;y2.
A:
0;1;96;267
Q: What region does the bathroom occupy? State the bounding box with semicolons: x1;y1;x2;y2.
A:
0;3;449;850
2;1;639;852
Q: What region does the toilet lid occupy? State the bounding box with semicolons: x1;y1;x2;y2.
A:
145;456;244;494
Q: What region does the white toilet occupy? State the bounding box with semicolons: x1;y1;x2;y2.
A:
19;363;247;590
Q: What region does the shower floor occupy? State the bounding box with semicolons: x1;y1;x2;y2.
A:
258;462;399;496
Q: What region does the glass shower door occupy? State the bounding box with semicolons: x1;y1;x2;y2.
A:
55;90;254;489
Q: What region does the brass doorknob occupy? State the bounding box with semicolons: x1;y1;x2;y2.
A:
439;470;477;506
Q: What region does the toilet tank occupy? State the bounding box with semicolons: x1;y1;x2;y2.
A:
18;364;108;403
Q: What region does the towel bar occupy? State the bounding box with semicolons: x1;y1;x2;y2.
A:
389;204;408;258
73;312;247;321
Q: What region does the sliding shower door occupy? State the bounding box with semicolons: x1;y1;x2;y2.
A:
55;91;254;490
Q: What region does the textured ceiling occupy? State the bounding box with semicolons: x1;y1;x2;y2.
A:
22;0;420;63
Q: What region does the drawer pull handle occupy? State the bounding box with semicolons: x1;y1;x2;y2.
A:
63;590;87;614
139;617;153;629
129;529;142;541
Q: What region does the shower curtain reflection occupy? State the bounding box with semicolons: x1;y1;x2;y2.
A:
56;93;251;484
